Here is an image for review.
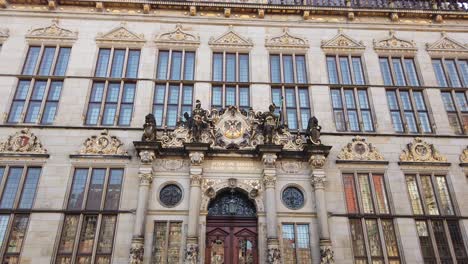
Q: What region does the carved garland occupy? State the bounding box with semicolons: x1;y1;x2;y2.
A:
209;25;253;49
399;138;447;163
26;19;78;42
426;32;468;54
321;29;365;52
155;24;200;47
265;28;309;50
77;130;128;156
337;136;385;161
373;30;417;53
0;128;47;155
96;23;145;44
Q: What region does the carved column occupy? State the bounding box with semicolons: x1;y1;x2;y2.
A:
130;150;155;264
309;154;334;264
261;152;281;264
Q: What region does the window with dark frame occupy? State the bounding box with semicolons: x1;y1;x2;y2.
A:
153;50;194;128
405;173;468;264
281;223;312;263
270;54;310;130
432;58;468;134
8;46;71;124
379;57;433;134
151;221;183;263
85;48;140;126
54;168;123;264
211;52;250;111
343;172;401;264
0;166;42;263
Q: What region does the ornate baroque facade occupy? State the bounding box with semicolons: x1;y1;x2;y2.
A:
0;0;467;263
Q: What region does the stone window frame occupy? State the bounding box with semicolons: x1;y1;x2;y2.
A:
431;57;468;135
0;164;43;263
210;50;251;111
151;220;184;263
6;44;71;125
153;48;196;128
53;166;125;264
84;47;141;127
268;52;312;131
341;170;403;264
279;222;312;263
403;171;468;263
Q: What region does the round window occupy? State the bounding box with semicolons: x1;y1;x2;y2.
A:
159;184;183;207
282;187;304;210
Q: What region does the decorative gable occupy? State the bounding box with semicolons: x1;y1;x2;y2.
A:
265;28;308;50
209;26;253;49
26;19;77;42
373;30;416;53
72;130;129;159
321;29;365;52
0;28;9;42
155;24;199;47
96;23;145;44
337;136;385;162
399;138;447;163
426;33;468;54
0;129;48;157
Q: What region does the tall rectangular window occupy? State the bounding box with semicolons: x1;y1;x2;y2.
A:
151;221;183;263
281;223;311;263
85;48;140;126
270;54;310;130
326;55;365;85
0;166;42;263
211;52;250;110
343;172;401;263
55;168;123;264
153;50;194;127
405;173;468;263
8;46;70;124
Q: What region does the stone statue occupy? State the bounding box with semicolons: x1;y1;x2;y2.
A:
305;116;321;145
261;104;279;144
189;100;209;142
142;113;157;141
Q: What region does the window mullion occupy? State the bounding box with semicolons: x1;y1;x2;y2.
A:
0;213;13;259
294;86;301;130
294;223;299;264
394;89;408;133
430;173;443;216
162;82;170;127
100;168;111;211
180;50;186;81
443;220;459;263
387;57;398;87
279;53;284;84
353;172;364;214
177;83;183;120
113;81;125;125
428;220;443;264
37;79;52;124
0;166;9;200
450;90;466;134
349;55;356;85
33;46;45;76
167;50;173;80
70;214;84;263
339;88;349;131
49;45;61;76
336;55;343;84
377;218;390;263
367;173;380;214
164;221;171;264
361;218;373;263
415;173;429;215
292;54;298;84
106;49;114;78
400;55;411;87
353;88;365;132
81;168;93;211
21;78;36;123
408;89;422;133
98;81;110;125
90;214;103;264
12;166;28;209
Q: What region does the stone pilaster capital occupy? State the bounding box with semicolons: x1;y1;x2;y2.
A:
189;151;204;166
139;150;155;164
309;154;326;169
262;173;277;188
190;173;203;186
262;153;277;168
311;174;326;190
129;237;144;264
139;173;154;185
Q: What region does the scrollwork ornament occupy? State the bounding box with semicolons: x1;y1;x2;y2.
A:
138;173;154;185
79;130;127;156
320;244;335;264
139;150;155;163
400;138;447;162
129;239;144;264
309;155;326;169
189;151;204;165
262;174;277;188
460;147;468;163
337;136;384;161
267;247;281;264
0;128;47;154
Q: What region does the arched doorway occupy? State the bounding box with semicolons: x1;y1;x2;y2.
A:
205;188;258;264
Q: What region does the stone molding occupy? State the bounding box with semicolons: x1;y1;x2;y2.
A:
426;32;468;54
262;153;277;167
399;137;447;163
74;130;128;158
265;28;309;50
189;151;205;165
139;150;155;163
96;22;145;44
0;28;8;42
373;30;417;53
460;146;468;164
337;136;385;162
0;128;48;156
26;19;77;42
155;24;199;47
321;29;365;52
309;155;326;169
209;25;253;49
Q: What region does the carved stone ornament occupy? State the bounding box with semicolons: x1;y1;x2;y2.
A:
189;151;205;165
263;174;277;188
267;247;281;264
0;28;9;42
142;113;157;142
265;28;309;50
96;23;145;44
78;130;128;156
320;244;335;264
129;238;144;264
305;116;322;145
185;244;198;264
155;24;200;46
321;29;365;51
139;150;155;163
309;155;326;169
460;146;468;163
26;19;77;41
279;161;302;174
426;32;468;54
159;104;303;151
139;173;154;185
209;25;253;49
262;153;277;167
0;128;47;154
400;138;447;163
373;30;417;53
337;136;385;161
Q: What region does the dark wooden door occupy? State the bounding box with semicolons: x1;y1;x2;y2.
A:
205;217;258;264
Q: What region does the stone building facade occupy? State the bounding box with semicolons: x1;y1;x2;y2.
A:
0;0;467;263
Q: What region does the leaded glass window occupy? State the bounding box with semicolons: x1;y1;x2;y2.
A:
281;187;304;210
281;223;311;264
154;49;194;127
405;174;467;263
159;184;183;207
8;46;70;124
343;172;400;263
211;52;250;111
326;55;366;85
151;221;182;264
330;88;374;132
85;48;140;126
440;90;468;134
55;168;123;263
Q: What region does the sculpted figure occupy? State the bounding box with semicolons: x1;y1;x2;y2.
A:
189;100;209;142
305;116;321;145
142;113;157;141
261;104;279;144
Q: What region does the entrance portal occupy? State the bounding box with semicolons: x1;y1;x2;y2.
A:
205;188;258;264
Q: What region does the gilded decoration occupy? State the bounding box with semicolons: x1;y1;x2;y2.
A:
96;23;145;44
426;32;468;54
265;28;309;50
373;30;417;53
26;19;77;42
337;136;385;161
0;128;47;154
399;138;447;163
155;24;200;47
209;25;253;49
321;29;365;52
460;147;468;163
0;28;8;42
78;130;128;156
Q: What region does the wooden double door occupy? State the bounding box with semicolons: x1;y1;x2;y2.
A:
205;217;258;264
